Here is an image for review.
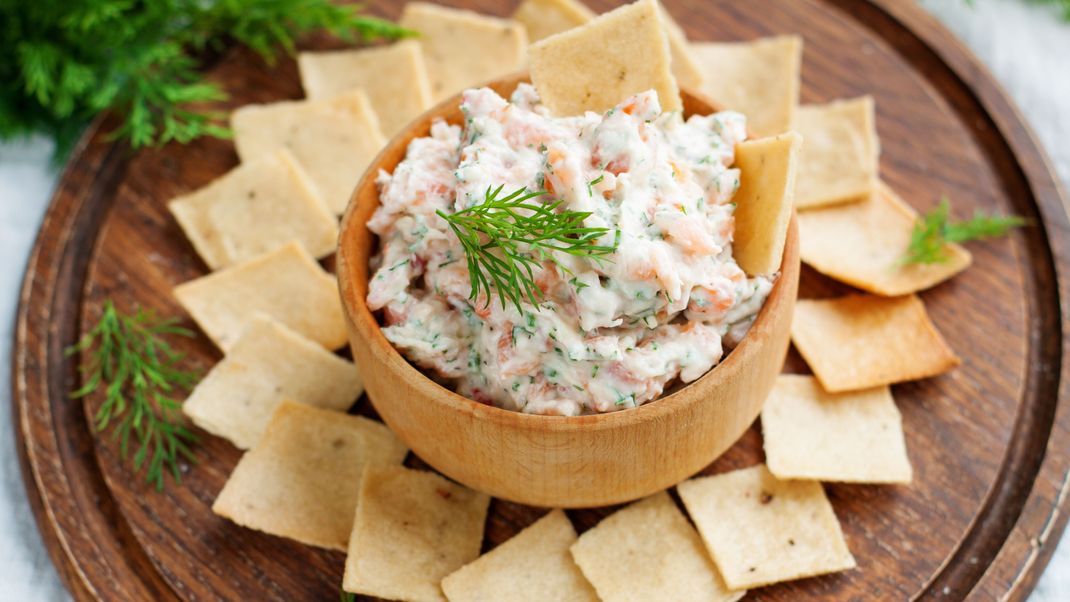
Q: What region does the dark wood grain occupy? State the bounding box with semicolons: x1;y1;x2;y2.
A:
12;0;1070;600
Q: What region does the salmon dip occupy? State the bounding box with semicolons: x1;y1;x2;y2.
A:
366;84;773;416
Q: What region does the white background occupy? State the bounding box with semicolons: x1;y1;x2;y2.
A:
1;0;1068;599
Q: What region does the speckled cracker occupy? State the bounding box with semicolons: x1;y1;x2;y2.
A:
791;294;960;393
799;181;971;295
762;375;912;483
692;36;802;137
658;3;704;91
513;0;594;42
344;465;490;602
733;131;802;276
231;91;385;214
297;40;433;137
400;3;527;102
677;465;855;590
569;491;742;602
793;96;879;209
212;401;407;550
183;316;362;449
442;510;598;602
529;0;681;116
169;150;337;270
173;241;347;351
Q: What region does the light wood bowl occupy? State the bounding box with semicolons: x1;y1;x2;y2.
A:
338;75;799;508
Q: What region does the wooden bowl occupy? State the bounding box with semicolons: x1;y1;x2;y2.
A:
338;75;800;508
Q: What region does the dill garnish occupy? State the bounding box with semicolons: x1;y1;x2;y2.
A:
901;196;1027;265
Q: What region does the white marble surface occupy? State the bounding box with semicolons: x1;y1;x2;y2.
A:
0;1;1067;599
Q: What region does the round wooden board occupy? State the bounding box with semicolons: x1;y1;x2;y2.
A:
12;0;1070;600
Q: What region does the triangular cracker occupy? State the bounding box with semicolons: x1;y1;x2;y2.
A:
791;293;960;392
183;316;363;449
212;401;407;550
793;96;879;209
529;0;681;116
658;3;704;90
733;131;802;275
569;491;743;602
513;0;595;42
297;40;433;137
344;465;490;602
400;3;527;102
762;374;912;483
677;465;856;590
798;181;971;295
173;241;347;351
169;149;337;270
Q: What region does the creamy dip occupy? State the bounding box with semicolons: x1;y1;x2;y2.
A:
366;84;773;416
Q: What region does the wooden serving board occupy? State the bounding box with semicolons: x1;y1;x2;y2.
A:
13;0;1070;600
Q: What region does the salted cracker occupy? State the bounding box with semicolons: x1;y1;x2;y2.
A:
212;401;407;550
182;316;362;449
441;510;598;602
173;241;347;351
400;3;527;102
513;0;594;42
677;464;855;590
793;96;879;209
231;91;386;214
791;293;960;393
344;465;490;602
297;40;433;137
569;491;742;602
762;374;912;483
169;150;337;270
733;131;802;275
658;3;704;91
529;0;681;116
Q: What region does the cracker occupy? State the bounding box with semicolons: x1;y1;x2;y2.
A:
231;91;385;214
692;36;802;137
791;294;960;392
212;401;407;550
183;316;362;449
441;510;598;602
798;181;972;295
344;465;490;602
677;465;855;590
529;0;681;116
733;131;802;275
658;4;704;91
400;3;527;102
793;96;879;209
297;40;433;137
169;150;337;270
762;374;912;483
173;241;347;351
569;491;742;602
513;0;594;42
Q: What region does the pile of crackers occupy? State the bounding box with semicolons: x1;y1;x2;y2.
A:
158;0;973;600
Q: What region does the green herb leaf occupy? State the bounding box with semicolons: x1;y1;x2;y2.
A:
437;185;619;314
66;300;200;490
901;196;1027;265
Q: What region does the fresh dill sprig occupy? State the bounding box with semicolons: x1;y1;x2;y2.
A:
901;196;1027;265
436;185;619;313
66;300;200;490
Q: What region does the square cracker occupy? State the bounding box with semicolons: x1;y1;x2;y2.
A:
173;241;347;351
762;374;912;483
733;131;802;276
677;464;856;590
513;0;594;42
169;150;337;270
692;36;802;137
212;401;407;550
182;316;362;449
569;491;742;602
231;91;386;214
529;0;681;116
441;509;598;602
297;40;433;137
791;293;960;393
400;3;527;102
344;465;490;602
793;96;879;209
798;181;972;295
658;3;704;91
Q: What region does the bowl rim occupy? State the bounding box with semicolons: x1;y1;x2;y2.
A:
337;74;800;432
